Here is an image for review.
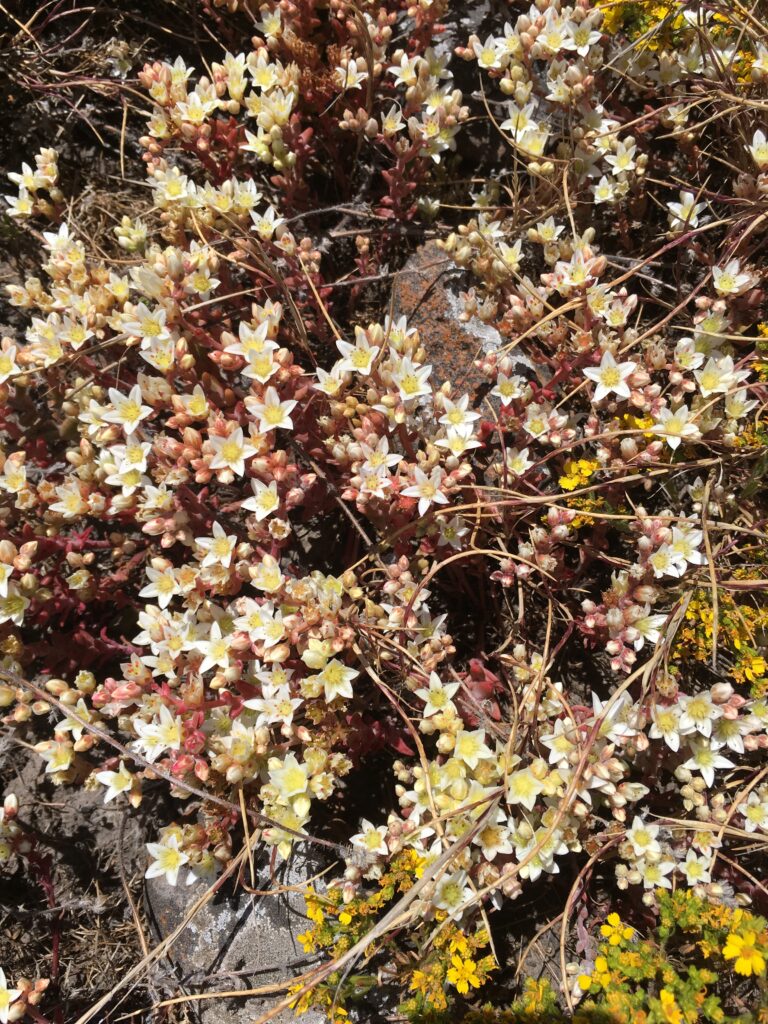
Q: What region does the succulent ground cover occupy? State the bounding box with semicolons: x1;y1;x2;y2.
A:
1;0;768;1022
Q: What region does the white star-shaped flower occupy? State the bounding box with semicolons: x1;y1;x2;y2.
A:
414;672;460;717
145;835;189;886
195;521;237;568
401;467;449;516
95;760;134;803
245;387;297;432
208;427;259;476
336;329;380;376
651;405;701;450
583;351;637;402
242;479;280;521
103;384;152;435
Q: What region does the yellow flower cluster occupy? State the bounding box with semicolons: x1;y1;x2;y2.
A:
578;913;635;991
597;0;690;45
574;893;768;1024
674;589;768;696
403;924;494;1018
596;0;756;86
296;851;497;1021
665;893;768;983
735;419;768;447
288;980;350;1023
558;458;600;492
578;954;612;992
560;494;612;530
600;912;636;946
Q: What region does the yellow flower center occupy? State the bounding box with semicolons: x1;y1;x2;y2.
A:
221;439;242;463
264;405;285;426
400;374;421;395
281;766;307;793
189;394;207;416
351;349;371;368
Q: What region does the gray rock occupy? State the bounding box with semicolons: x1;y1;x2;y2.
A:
145;847;327;1024
431;0;492;59
392;240;535;401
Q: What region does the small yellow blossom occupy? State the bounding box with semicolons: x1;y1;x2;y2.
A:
446;955;481;995
409;970;431;995
600;913;635;946
659;988;683;1024
447;930;470;957
592;955;611;987
722;931;766;976
559;458;599;492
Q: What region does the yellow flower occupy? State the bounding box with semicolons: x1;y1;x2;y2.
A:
447;930;470;957
433;989;448;1011
660;988;683;1024
597;0;627;34
593;955;611;988
521;978;551;1013
559;473;581;491
698;939;716;960
338;911;352;926
618;950;642;970
409;970;431;995
744;655;767;683
304;888;327;924
297;929;316;953
446;956;482;995
600;913;635;946
288;982;313;1015
723;931;766;976
558;458;599;492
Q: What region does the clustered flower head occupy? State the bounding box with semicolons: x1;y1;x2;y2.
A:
1;0;768;1020
136;3;467;222
571;891;768;1021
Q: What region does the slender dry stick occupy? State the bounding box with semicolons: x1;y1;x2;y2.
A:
701;475;720;670
715;851;768;900
116;814;150;961
239;785;257;890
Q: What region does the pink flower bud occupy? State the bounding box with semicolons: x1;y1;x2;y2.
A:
112;681;144;701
